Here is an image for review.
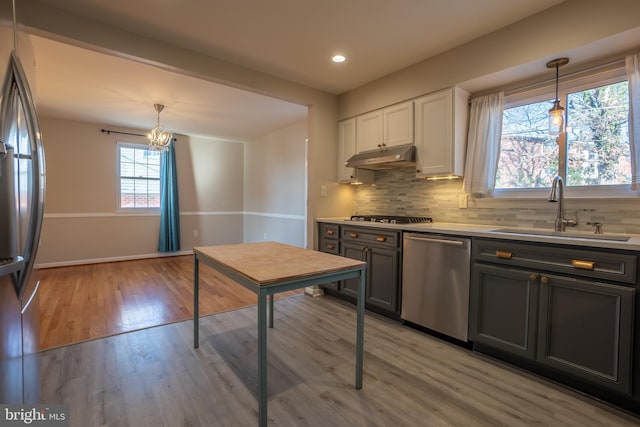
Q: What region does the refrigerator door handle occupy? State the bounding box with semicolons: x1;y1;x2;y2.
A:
4;53;46;298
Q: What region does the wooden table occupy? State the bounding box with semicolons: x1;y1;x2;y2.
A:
193;242;367;426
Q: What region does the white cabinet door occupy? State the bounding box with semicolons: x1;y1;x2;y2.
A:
383;101;414;148
338;118;357;182
356;110;383;153
414;87;469;178
338;118;374;184
355;101;413;153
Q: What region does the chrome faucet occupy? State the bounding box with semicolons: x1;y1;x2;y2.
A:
548;176;577;232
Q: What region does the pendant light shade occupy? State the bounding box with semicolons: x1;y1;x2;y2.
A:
148;103;173;152
546;57;569;136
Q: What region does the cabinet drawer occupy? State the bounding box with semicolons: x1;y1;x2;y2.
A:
319;223;340;238
473;239;637;284
319;237;339;255
342;226;400;248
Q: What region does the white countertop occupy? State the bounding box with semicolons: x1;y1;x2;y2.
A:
317;218;640;251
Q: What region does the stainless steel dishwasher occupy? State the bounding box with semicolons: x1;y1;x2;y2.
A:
401;233;471;342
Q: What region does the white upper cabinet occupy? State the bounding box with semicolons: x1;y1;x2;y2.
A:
356;101;414;153
338;118;374;184
355;110;383;153
414;87;469;178
383;101;414;148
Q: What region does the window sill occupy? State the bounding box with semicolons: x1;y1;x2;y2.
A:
476;189;640;210
115;209;161;216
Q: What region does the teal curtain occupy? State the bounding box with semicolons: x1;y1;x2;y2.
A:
158;140;180;252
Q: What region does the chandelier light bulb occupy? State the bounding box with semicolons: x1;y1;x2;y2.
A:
148;103;172;151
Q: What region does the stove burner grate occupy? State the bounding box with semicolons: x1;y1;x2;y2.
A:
349;215;432;224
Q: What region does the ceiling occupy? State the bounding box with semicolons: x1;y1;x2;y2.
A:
30;36;308;141
28;0;568;141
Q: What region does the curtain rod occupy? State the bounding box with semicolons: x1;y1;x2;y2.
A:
470;56;628;100
101;128;146;138
502;58;625;97
100;128;177;141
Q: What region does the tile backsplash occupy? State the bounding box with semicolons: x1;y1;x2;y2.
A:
354;168;640;234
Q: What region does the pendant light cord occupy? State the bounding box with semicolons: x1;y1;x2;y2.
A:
12;0;17;53
555;64;559;101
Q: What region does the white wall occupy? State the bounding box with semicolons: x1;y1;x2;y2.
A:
37;116;245;266
244;119;307;247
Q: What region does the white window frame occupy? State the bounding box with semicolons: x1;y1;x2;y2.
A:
116;141;161;211
494;64;640;199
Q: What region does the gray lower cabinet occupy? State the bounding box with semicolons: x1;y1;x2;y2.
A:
318;223;340;290
317;222;401;317
537;274;634;395
340;242;365;298
341;226;400;314
471;237;637;397
470;264;538;360
342;241;400;313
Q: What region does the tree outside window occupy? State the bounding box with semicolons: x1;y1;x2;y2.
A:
566;81;630;186
496;74;630;191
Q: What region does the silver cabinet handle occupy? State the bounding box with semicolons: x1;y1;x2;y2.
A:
404;236;465;246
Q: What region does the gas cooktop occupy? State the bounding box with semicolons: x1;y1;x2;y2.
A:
348;215;433;224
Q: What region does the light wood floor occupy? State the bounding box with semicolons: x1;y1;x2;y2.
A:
40;295;639;427
38;255;301;349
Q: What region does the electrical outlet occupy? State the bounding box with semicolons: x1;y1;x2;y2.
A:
320;185;327;197
193;230;199;238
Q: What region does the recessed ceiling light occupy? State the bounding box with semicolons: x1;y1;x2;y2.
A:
332;54;346;63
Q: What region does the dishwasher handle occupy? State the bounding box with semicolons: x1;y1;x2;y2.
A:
404;235;466;246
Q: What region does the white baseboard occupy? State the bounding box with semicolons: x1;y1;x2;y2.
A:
36;250;193;269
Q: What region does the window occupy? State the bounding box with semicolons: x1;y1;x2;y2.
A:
117;143;161;209
495;66;631;193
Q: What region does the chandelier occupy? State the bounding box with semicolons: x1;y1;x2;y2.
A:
148;103;173;151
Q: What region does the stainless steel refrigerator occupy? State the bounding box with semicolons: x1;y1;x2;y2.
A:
0;1;45;404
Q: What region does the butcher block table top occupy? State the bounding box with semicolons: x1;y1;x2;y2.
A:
192;241;367;427
194;241;366;285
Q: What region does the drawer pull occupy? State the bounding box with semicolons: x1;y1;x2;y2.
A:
376;236;387;242
530;274;538;281
326;244;335;250
541;276;549;284
326;229;335;236
496;250;513;259
572;259;595;270
349;232;359;238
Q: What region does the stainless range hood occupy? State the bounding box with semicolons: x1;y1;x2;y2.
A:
345;144;416;170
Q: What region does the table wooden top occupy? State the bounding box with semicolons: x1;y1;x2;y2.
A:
194;242;366;285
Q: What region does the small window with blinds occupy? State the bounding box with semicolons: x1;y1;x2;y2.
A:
117;142;161;209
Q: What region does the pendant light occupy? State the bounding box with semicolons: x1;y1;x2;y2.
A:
546;57;569;136
148;103;173;151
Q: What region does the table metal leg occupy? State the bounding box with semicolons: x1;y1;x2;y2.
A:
355;268;365;389
258;289;268;426
193;255;200;349
268;294;274;328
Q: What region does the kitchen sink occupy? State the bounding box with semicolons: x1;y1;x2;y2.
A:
492;228;631;242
